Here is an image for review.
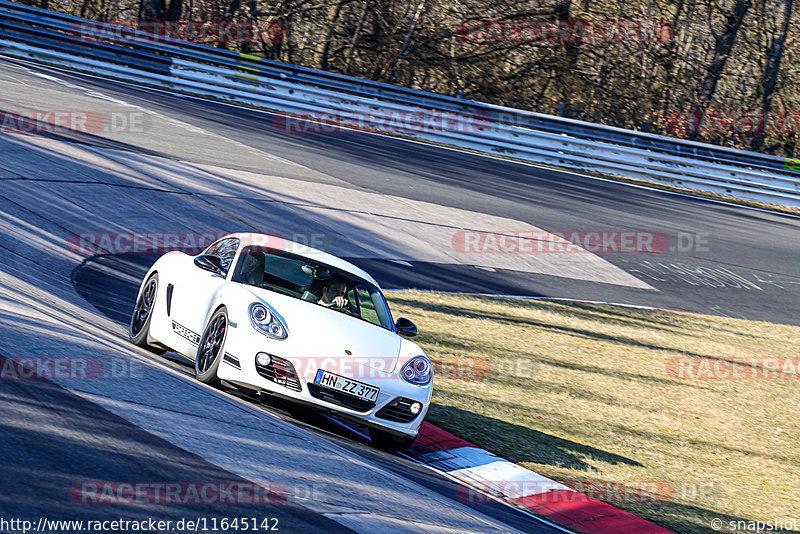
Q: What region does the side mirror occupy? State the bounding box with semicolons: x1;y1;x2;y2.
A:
194;254;225;274
395;317;418;337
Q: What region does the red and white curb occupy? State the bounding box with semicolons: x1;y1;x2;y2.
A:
408;422;674;534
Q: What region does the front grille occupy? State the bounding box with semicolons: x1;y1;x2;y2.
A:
307;383;376;412
255;354;301;392
375;397;421;423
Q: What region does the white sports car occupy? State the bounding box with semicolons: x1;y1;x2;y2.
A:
128;233;432;450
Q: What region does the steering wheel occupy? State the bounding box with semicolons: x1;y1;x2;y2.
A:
330;302;360;317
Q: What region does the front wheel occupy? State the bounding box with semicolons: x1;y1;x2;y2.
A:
369;428;417;452
129;273;166;355
195;307;228;387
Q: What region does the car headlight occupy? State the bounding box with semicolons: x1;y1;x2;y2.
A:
249;303;288;340
400;355;432;386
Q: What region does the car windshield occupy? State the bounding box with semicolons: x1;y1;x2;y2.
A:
231;245;395;331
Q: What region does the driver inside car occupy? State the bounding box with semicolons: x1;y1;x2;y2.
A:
318;278;358;315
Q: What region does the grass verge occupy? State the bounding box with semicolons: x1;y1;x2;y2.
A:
386;291;800;534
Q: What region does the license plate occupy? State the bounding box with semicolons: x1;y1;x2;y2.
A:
314;370;380;402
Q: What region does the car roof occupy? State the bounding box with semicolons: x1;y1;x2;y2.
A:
225;232;381;288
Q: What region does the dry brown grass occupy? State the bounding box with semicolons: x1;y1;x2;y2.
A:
387;291;800;534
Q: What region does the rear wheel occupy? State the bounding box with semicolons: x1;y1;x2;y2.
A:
195;307;228;387
369;428;416;452
129;273;166;355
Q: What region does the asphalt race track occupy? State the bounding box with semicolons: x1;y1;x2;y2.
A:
4;60;799;324
0;55;799;533
0;57;576;534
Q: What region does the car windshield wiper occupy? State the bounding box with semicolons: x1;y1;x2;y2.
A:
257;283;297;297
327;306;391;331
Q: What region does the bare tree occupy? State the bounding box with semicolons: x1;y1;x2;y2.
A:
34;0;800;156
693;0;752;114
752;0;793;150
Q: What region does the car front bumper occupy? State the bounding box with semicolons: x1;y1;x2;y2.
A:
217;330;432;438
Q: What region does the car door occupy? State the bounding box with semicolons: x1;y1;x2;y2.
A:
169;237;240;354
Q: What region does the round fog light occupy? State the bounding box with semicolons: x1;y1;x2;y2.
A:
256;353;271;367
409;402;422;415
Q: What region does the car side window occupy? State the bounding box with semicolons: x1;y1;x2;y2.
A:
203;238;240;272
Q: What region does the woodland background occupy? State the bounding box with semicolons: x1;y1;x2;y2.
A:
16;0;800;156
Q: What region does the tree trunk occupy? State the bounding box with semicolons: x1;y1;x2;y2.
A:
658;0;689;130
344;1;369;74
240;0;259;55
555;1;579;71
226;0;242;19
315;1;343;70
384;0;425;82
751;0;793;150
165;0;182;21
139;0;164;21
693;0;751;114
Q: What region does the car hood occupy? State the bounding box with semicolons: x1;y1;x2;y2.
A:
247;287;403;376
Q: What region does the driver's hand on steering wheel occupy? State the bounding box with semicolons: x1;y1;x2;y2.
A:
329;296;349;308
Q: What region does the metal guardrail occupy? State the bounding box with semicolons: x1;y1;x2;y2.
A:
2;0;796;175
1;1;799;207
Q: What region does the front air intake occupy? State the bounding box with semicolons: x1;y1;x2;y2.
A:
375;397;422;423
255;353;301;392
